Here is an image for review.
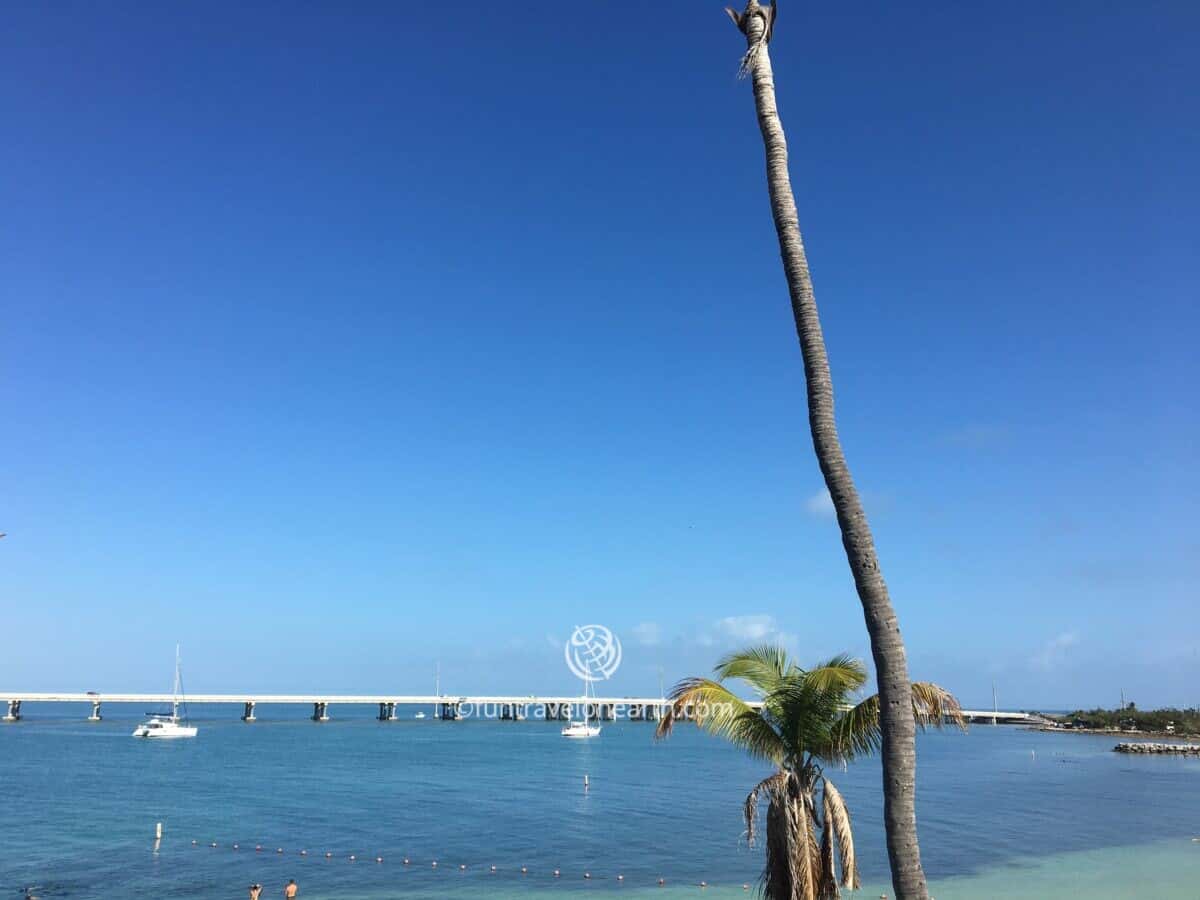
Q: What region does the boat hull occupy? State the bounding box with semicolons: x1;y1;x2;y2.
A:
132;724;198;739
561;724;601;738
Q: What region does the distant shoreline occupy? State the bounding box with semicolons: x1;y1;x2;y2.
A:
1028;725;1200;742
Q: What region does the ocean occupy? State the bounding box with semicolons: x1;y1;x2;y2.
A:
2;704;1198;898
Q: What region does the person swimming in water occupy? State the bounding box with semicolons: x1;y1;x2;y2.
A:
283;879;298;898
248;885;262;900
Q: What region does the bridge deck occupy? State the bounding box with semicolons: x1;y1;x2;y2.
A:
0;691;1031;721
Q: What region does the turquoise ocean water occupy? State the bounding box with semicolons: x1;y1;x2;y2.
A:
2;704;1197;898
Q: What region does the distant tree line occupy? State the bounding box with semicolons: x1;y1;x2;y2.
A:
1057;706;1200;735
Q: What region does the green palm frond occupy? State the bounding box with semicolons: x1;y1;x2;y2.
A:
801;654;868;697
713;644;794;695
656;677;787;764
771;676;843;760
825;694;883;761
827;680;966;762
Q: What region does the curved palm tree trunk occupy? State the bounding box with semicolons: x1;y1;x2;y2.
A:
725;4;927;898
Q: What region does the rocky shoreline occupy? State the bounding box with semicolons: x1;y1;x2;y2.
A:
1114;741;1200;754
1031;725;1200;741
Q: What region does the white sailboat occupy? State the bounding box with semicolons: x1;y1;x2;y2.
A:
132;645;198;739
561;674;601;739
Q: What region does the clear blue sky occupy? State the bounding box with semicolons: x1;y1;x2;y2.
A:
3;2;1197;709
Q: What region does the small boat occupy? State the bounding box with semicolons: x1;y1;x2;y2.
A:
413;711;427;720
133;645;197;739
561;720;601;738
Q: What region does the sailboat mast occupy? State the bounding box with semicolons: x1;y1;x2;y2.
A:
173;644;181;718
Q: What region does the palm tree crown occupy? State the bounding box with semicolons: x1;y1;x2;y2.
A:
656;645;964;900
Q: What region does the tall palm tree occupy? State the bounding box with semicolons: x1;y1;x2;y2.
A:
720;3;932;896
656;646;964;899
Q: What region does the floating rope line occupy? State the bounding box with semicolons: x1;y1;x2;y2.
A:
189;838;754;889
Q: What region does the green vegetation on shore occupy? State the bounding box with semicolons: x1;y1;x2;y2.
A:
1053;705;1200;736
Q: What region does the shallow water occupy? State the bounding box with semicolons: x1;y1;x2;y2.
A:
2;705;1197;898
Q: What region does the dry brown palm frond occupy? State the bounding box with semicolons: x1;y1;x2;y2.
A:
744;770;789;848
654;704;677;741
757;771;816;900
793;788;817;900
817;812;837;900
911;681;967;731
804;791;823;900
822;778;859;890
764;790;793;899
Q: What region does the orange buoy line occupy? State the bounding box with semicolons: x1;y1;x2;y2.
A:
190;837;736;889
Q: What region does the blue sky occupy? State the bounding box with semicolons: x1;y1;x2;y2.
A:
3;2;1197;709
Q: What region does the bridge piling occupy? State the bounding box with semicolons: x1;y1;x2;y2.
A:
3;699;20;722
241;701;257;722
88;700;102;722
311;701;330;722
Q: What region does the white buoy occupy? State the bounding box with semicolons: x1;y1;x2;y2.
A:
584;773;589;792
155;822;163;840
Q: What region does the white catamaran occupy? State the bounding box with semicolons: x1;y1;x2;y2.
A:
132;645;198;739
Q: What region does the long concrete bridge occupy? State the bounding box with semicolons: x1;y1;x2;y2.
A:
0;692;1042;725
